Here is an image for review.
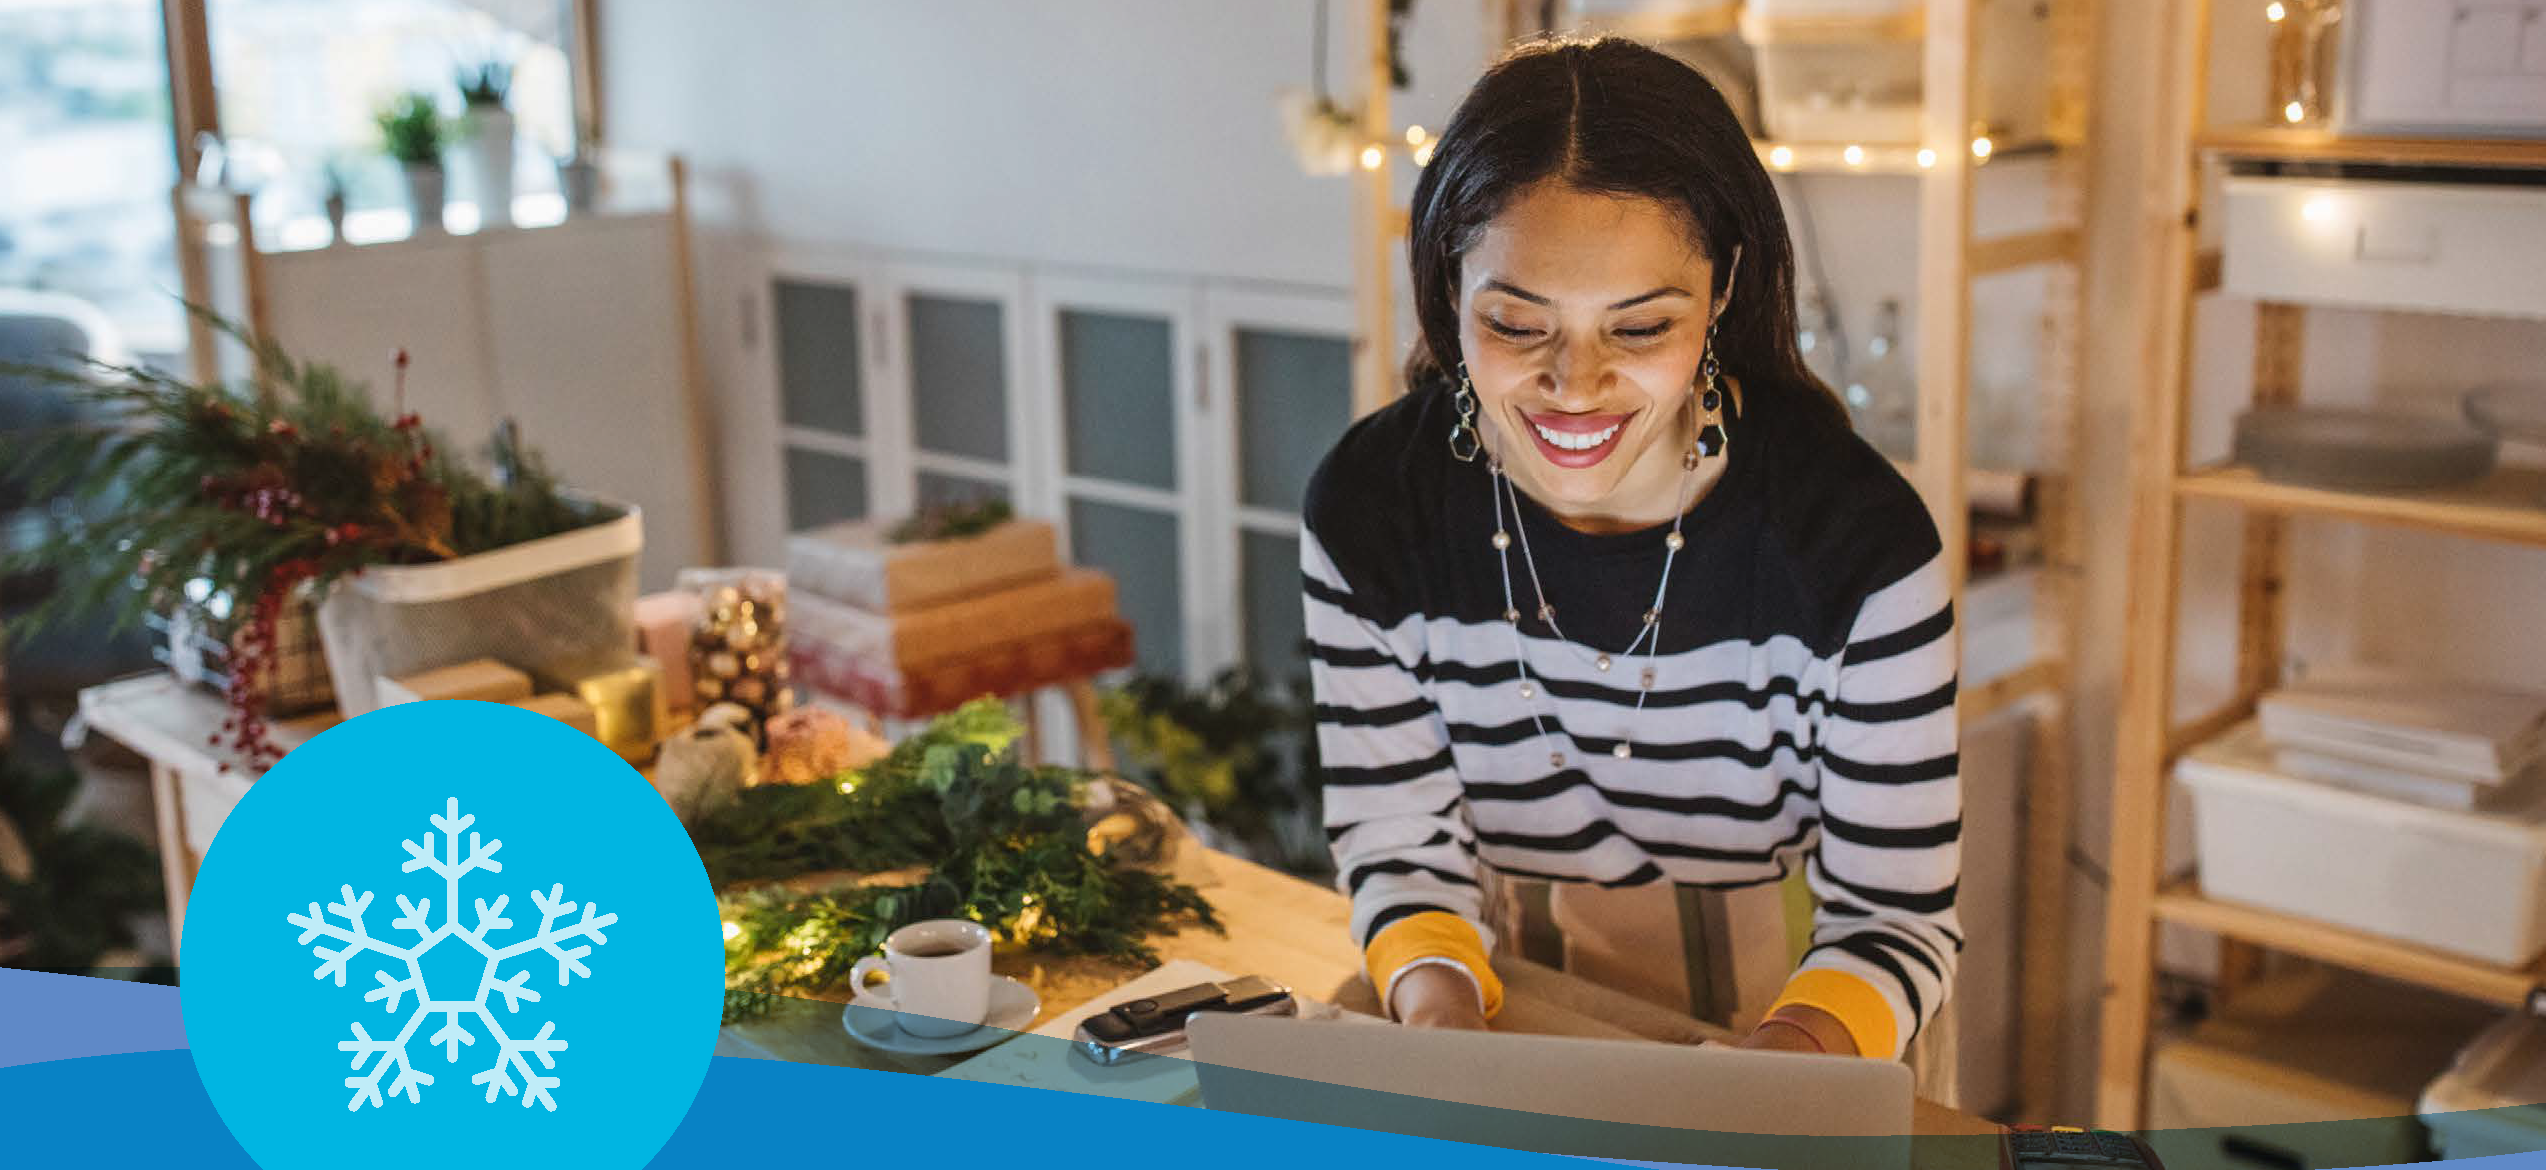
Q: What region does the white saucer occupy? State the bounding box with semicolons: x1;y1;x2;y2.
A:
841;974;1041;1056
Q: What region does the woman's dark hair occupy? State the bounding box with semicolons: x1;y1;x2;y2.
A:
1404;35;1845;427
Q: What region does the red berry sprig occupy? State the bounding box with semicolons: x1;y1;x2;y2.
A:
209;558;316;770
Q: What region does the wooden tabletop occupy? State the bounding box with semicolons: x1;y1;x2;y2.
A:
719;848;2002;1158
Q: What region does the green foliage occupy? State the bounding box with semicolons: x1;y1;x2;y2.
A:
0;307;606;651
375;92;446;164
456;59;512;109
0;747;168;976
1101;667;1321;866
703;700;1220;1020
886;498;1014;544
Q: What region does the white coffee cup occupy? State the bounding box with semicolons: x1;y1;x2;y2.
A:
849;919;993;1038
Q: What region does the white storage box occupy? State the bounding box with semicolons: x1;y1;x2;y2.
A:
1741;0;2046;145
1572;0;1737;41
2421;1011;2546;1160
2180;722;2546;968
314;501;643;716
2340;0;2546;137
2222;174;2546;320
2261;670;2546;784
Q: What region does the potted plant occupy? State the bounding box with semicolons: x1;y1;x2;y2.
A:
556;113;601;215
318;156;350;244
3;312;639;767
375;91;446;235
455;57;515;227
1100;667;1329;877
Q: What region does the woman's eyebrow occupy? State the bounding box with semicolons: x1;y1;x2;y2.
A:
1481;280;1692;310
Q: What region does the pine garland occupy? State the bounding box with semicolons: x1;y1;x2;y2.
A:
704;699;1220;1021
1;310;604;764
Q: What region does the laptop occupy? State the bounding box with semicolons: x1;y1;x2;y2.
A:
1186;1013;1915;1168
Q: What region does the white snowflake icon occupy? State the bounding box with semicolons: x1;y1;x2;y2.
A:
286;797;620;1113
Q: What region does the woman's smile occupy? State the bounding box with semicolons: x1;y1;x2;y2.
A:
1520;408;1637;468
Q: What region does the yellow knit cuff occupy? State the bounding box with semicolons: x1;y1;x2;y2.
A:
1365;911;1504;1019
1767;968;1899;1059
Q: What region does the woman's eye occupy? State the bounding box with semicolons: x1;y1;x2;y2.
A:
1484;319;1543;340
1615;322;1673;340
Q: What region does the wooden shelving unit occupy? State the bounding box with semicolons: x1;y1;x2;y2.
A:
2151;884;2546;1012
2198;125;2546;169
2096;0;2546;1129
2176;465;2546;548
1347;0;2101;1121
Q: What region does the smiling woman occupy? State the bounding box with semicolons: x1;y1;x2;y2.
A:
1305;36;1960;1067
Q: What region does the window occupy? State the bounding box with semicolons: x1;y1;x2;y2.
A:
0;0;182;359
207;0;577;243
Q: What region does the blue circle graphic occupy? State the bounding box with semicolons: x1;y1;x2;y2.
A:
182;700;725;1169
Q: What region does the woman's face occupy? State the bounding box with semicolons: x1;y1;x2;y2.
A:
1458;180;1719;520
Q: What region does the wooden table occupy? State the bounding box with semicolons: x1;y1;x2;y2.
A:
80;672;2003;1161
720;849;2003;1163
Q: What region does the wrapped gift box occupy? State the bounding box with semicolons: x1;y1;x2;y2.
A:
509;692;600;738
791;568;1118;673
786;518;1059;613
791;618;1134;720
633;590;705;711
377;658;534;706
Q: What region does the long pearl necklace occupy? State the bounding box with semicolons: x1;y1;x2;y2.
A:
1485;442;1702;767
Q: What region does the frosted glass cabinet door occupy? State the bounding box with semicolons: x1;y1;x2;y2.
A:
881;263;1035;522
768;270;875;533
1036;275;1202;683
1235;326;1353;513
906;292;1009;463
775;280;863;438
1208;288;1356;690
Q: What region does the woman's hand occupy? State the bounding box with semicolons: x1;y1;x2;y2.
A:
1737;1004;1857;1056
1389;963;1489;1030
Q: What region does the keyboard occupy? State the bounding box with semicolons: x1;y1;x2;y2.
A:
2002;1125;2165;1170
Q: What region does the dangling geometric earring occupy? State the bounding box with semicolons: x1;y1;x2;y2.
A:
1449;363;1484;463
1683;321;1730;469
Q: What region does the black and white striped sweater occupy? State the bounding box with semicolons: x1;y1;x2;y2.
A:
1302;378;1962;1056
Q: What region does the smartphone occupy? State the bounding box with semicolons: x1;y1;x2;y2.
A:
1071;975;1297;1066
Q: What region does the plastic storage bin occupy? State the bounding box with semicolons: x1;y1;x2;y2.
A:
1742;0;2047;145
2339;0;2546;137
2421;1012;2546;1160
2178;722;2546;968
2222;172;2546;320
314;501;643;716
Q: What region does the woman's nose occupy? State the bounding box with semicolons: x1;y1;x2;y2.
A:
1544;339;1607;406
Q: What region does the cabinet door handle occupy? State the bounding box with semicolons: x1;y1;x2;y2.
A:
2354;224;2439;266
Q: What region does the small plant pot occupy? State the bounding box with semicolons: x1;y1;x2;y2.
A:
464;106;515;227
400;162;446;236
558;156;600;214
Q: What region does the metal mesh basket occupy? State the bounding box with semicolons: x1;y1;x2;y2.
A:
314;503;643;715
150;582;335;716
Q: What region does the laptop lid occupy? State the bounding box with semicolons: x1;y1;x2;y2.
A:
1185;1013;1914;1167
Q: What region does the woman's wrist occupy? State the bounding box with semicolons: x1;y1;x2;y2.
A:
1744;1004;1858;1056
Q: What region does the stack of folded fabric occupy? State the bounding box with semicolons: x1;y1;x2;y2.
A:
2258;669;2546;811
783;516;1133;718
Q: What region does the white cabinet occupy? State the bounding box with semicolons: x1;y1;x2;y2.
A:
761;248;1356;694
2345;0;2546;135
